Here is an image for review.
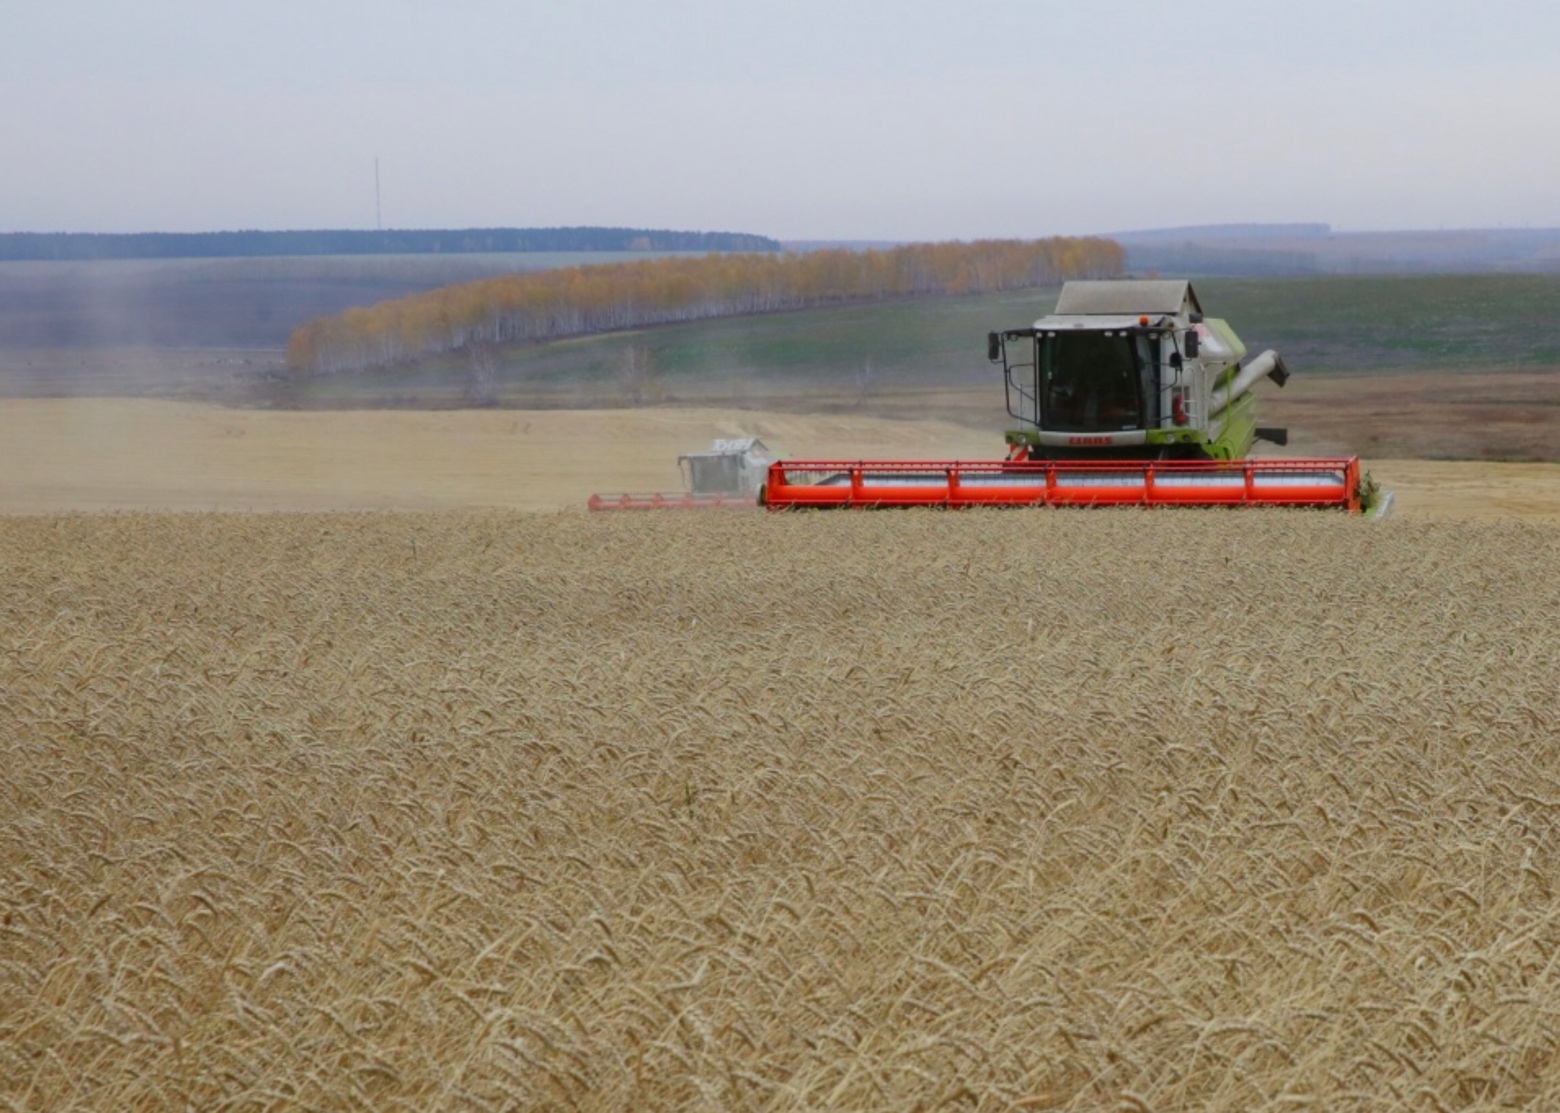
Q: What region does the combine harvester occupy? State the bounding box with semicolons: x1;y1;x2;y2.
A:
763;280;1367;512
589;437;772;511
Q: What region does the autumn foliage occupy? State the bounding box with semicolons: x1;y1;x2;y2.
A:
285;238;1124;376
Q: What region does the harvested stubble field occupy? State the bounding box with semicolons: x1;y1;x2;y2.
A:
5;510;1560;1111
4;398;1560;521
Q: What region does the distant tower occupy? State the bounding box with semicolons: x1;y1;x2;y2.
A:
375;158;382;231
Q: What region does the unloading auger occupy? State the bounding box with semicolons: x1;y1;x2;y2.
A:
762;280;1362;511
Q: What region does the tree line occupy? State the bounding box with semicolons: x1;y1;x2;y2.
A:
0;227;781;261
285;237;1124;376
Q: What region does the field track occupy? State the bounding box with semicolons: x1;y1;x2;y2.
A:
5;510;1560;1110
2;398;1559;520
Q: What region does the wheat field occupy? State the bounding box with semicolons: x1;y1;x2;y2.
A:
5;510;1560;1111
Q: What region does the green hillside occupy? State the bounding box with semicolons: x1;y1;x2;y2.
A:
1199;275;1560;371
256;274;1560;412
269;290;1043;409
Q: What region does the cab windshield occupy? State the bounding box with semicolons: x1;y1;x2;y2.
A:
1038;330;1160;433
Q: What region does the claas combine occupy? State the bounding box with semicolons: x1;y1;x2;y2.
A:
762;280;1362;511
589;437;772;510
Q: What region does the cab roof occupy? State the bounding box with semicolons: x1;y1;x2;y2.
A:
1053;279;1203;317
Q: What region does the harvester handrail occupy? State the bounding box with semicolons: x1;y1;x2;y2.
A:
764;457;1361;512
768;457;1354;471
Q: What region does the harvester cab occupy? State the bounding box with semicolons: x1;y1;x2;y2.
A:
988;280;1290;462
678;438;773;499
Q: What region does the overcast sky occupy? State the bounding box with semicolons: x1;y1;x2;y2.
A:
4;1;1557;240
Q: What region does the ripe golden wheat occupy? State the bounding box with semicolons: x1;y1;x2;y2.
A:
3;510;1560;1111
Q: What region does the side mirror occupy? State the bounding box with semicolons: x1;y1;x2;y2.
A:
987;332;1002;363
1184;329;1200;359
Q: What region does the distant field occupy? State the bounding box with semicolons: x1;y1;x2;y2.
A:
0;252;703;351
262;274;1560;410
3;270;1559;460
265;291;1035;409
242;275;1560;462
5;266;1559;387
1196;275;1560;371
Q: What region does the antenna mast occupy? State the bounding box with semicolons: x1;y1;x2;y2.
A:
375;157;382;231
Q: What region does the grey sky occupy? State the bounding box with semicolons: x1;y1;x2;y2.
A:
4;1;1556;239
